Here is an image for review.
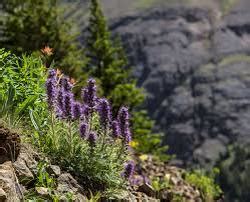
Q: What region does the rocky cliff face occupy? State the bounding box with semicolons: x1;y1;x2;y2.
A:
110;1;250;167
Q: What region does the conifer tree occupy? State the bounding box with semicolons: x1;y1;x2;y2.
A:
0;0;86;78
86;0;169;159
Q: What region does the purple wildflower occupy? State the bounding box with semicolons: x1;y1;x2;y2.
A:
46;69;57;109
72;101;82;120
124;127;132;143
118;107;132;143
60;77;73;92
81;78;97;108
80;122;88;139
56;88;65;118
64;92;74;119
122;161;135;179
88;131;98;147
48;69;57;79
143;176;150;184
129;175;144;186
98;98;112;128
112;120;120;138
80;104;88;120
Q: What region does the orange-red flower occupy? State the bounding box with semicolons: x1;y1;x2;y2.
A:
41;46;53;56
70;78;76;85
56;69;62;76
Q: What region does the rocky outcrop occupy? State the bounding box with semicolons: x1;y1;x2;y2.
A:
0;127;204;202
12;145;88;201
111;1;250;167
132;154;204;201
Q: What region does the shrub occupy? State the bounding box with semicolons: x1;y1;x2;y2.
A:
25;161;59;201
31;69;134;194
184;169;222;200
218;143;250;202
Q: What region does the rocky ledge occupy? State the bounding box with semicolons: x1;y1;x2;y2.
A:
0;126;208;201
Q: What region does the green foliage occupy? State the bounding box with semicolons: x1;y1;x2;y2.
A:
0;49;46;126
108;83;145;111
218;143;250;202
30;73;131;195
151;175;171;192
131;111;170;161
31;111;129;194
86;0;168;159
25;161;72;201
0;0;86;78
86;1;139;107
185;168;222;201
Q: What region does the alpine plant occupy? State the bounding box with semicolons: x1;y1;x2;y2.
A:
45;69;135;183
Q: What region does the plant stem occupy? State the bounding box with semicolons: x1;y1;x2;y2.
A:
50;110;56;150
68;121;73;157
100;127;107;151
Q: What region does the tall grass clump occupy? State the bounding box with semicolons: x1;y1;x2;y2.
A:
0;49;46;127
32;69;134;194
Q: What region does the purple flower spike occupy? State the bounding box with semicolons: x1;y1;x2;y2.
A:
80;104;88;119
124;128;132;143
122;161;135;179
46;78;57;109
56;88;65;118
118;107;132;143
88;131;97;147
82;78;97;108
60;77;73;92
48;69;57;79
64;92;74;119
80;122;88;139
98;98;112;128
130;175;144;186
112;120;120;138
72;101;82;120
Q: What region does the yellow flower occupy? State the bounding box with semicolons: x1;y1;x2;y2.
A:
129;140;139;148
139;154;148;161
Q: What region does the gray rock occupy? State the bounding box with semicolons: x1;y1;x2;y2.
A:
0;188;7;201
75;193;88;202
35;187;49;197
13;156;34;185
57;173;84;194
48;165;61;177
0;161;20;201
138;183;155;197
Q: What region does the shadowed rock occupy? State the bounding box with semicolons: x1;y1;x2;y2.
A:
0;127;21;164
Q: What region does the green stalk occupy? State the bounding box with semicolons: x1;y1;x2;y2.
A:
100;125;107;151
68;120;73;158
50;110;56;151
